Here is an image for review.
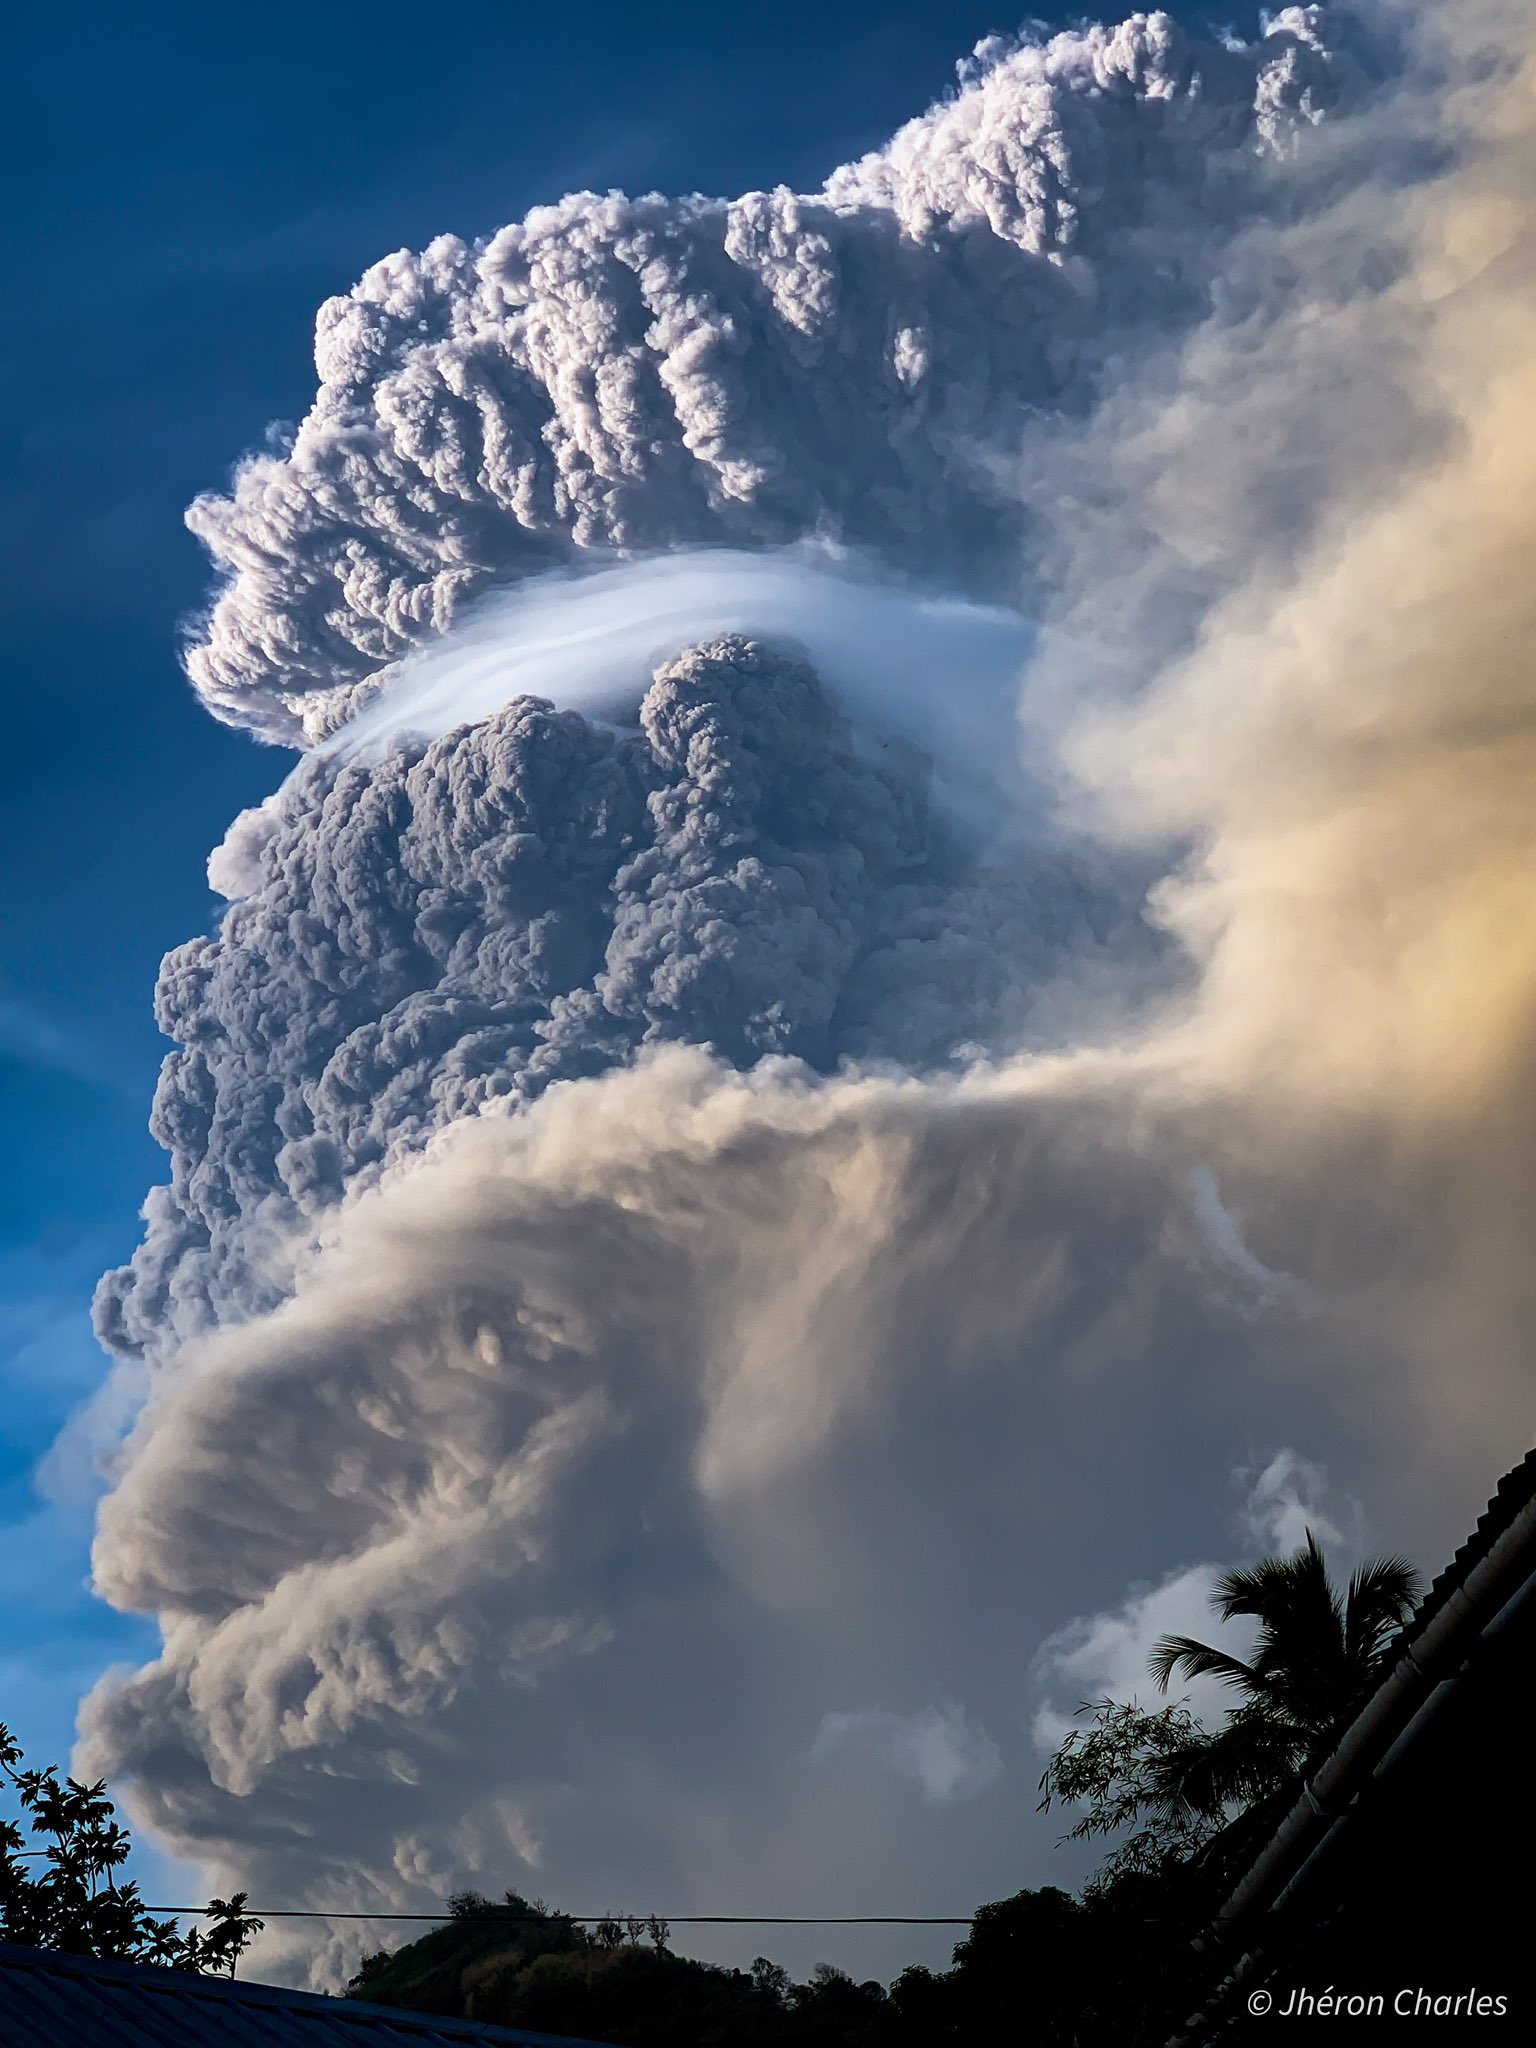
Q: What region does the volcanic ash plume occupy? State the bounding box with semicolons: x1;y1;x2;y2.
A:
181;11;1341;746
79;4;1536;1986
95;627;1144;1364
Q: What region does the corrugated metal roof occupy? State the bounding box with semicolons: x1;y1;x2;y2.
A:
1404;1442;1536;1641
0;1944;621;2048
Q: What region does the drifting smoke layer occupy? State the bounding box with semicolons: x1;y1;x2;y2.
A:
184;10;1343;745
91;1045;1345;1982
82;1;1536;1990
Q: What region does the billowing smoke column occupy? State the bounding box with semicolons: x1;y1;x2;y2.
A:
96;3;1341;1369
183;10;1341;747
79;1;1536;1992
98;629;1133;1361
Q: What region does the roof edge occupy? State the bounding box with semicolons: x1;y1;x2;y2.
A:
1165;1443;1536;2044
0;1943;619;2048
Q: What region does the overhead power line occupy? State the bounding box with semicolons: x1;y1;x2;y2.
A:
146;1908;975;1927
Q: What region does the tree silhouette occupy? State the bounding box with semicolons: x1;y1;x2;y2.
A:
340;1532;1426;2046
0;1719;262;1974
1147;1531;1419;1817
1037;1698;1221;1893
1039;1530;1421;1898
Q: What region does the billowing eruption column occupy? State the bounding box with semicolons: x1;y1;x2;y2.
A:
79;4;1536;1989
183;12;1339;746
98;9;1333;1374
97;636;1131;1361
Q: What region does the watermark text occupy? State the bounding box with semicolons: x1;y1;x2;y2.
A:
1247;1985;1510;2020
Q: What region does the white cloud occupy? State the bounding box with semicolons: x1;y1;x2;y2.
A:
1237;1448;1363;1561
1187;1167;1311;1319
1030;1449;1368;1750
814;1702;1002;1805
1030;1564;1235;1751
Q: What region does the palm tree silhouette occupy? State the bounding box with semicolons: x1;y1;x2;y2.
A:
1147;1531;1420;1819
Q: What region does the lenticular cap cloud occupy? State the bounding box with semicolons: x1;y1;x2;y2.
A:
325;547;1035;830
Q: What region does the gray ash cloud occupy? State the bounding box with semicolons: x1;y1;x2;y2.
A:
99;8;1339;1362
97;636;1136;1359
182;11;1342;746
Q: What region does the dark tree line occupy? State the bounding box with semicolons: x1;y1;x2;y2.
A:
346;1883;1193;2046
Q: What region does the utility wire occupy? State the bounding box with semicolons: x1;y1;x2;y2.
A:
146;1908;974;1926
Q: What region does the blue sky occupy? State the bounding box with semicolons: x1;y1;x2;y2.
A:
0;0;1262;1890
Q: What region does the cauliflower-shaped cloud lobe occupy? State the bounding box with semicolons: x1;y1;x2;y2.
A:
184;9;1340;746
97;638;1132;1359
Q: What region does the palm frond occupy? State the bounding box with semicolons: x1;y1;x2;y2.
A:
1148;1633;1257;1694
1209;1556;1292;1620
1221;1532;1343;1675
1213;1533;1334;1621
1343;1553;1420;1666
